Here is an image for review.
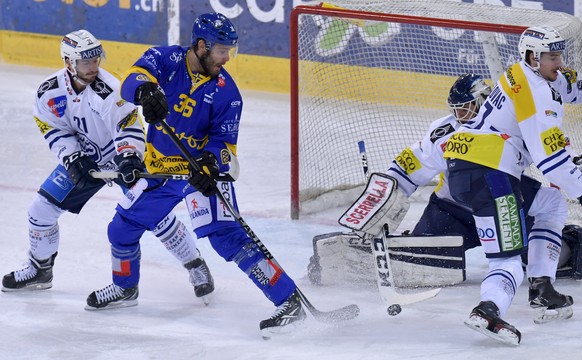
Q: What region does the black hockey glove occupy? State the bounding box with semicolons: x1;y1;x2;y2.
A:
188;151;220;197
62;151;101;188
114;151;145;188
136;82;168;124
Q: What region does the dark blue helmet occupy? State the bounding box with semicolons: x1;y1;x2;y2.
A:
191;13;238;51
447;74;491;123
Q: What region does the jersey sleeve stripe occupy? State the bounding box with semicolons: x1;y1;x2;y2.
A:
542;157;570;175
47;133;75;149
537;148;568;168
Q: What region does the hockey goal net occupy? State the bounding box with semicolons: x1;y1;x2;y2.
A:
290;0;582;221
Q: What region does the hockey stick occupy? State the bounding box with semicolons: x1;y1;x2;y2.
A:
357;140;440;311
158;119;359;323
92;171;190;180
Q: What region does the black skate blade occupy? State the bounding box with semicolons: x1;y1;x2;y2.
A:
533;306;573;324
84;299;138;311
464;317;520;346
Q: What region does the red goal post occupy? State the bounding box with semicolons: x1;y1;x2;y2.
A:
290;1;582;220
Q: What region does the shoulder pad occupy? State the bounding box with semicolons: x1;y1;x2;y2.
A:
430;123;456;143
37;76;59;99
90;77;115;100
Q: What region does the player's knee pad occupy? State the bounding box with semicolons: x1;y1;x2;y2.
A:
28;194;65;229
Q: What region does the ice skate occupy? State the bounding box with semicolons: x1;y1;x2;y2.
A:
529;277;573;324
184;257;214;305
464;301;521;346
259;289;306;340
2;252;57;292
85;284;138;310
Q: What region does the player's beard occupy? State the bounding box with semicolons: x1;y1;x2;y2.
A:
199;51;221;78
76;72;98;85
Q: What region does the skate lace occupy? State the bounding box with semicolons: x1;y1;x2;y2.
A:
268;301;292;320
189;262;210;286
95;284;125;304
13;262;37;282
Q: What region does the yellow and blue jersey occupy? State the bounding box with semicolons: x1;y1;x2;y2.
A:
120;45;242;175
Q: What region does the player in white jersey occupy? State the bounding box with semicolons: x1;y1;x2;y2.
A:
2;30;214;304
444;26;582;345
312;74;582;287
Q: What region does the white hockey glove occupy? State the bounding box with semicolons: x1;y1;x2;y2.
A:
338;173;409;236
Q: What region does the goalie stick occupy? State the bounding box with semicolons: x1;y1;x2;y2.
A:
357;140;440;308
158;119;359;323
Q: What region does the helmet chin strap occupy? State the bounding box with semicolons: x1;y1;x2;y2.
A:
66;68;91;88
66;61;92;88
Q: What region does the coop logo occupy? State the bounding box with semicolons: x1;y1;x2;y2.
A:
445;133;474;155
395;147;421;174
48;96;67;118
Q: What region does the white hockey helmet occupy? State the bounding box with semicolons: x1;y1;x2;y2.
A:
60;29;104;75
518;26;565;69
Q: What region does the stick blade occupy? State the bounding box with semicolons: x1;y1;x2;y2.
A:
296;289;360;323
388;287;441;306
309;304;360;323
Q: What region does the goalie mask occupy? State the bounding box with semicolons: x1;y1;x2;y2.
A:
518;26;565;71
447;74;491;124
60;29;105;78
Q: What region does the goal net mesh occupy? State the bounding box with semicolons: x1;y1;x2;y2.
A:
291;0;582;222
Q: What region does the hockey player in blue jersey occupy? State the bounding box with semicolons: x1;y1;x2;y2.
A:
86;13;306;337
1;30;214;303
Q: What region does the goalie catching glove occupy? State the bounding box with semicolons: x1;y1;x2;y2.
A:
338;173;409;236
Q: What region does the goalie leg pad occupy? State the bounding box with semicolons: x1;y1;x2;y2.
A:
556;224;582;279
309;232;465;287
338;173;409;236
